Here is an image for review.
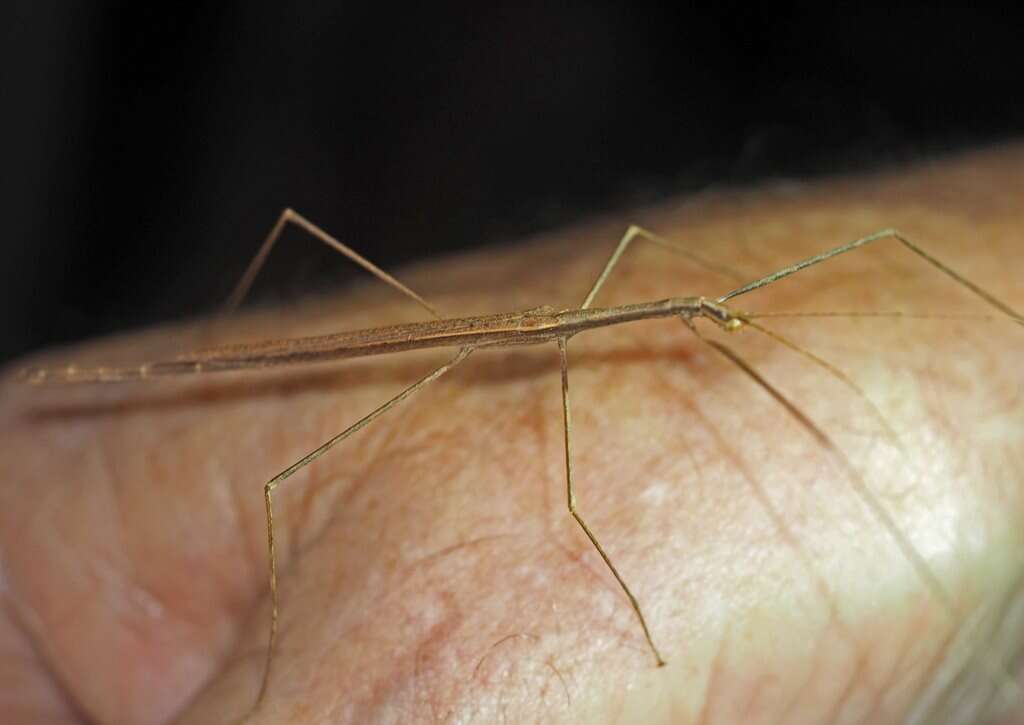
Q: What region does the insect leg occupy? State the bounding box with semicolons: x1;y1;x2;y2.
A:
557;336;665;666
223;208;439;318
253;346;473;711
680;318;1021;716
718;229;1023;327
581;225;745;309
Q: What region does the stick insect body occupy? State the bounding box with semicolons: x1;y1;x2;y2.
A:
22;296;740;383
22;208;1024;717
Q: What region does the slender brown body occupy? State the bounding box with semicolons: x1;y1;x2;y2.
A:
23;296;737;383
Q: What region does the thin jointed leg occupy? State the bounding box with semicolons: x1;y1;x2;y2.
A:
223;207;440;318
557;337;665;667
683;228;1023;711
255;346;473;710
582;225;746;310
736;316;906;452
680;318;1020;712
718;228;1024;326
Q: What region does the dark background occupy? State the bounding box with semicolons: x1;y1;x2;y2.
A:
3;3;1023;365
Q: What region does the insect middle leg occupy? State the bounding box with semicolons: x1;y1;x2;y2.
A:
582;224;746;309
556;336;665;667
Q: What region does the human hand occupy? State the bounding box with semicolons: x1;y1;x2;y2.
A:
2;145;1023;724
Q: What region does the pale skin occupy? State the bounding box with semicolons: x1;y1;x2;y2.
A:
1;144;1023;725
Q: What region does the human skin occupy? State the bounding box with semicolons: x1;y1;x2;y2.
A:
1;144;1023;725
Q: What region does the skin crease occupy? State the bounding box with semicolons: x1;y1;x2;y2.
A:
1;144;1024;725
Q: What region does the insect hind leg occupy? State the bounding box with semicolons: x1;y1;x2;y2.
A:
223;208;440;319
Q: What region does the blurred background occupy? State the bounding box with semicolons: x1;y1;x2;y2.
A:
3;3;1024;365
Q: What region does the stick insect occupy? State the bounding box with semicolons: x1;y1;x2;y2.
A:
21;207;1024;720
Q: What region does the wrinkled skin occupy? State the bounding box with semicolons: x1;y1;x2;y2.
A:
2;145;1024;725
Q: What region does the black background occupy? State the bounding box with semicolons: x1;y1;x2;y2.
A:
3;3;1023;365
